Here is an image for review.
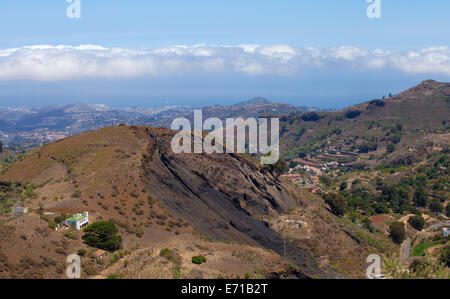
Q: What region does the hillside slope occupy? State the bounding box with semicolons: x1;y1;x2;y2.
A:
0;126;385;278
280;80;450;167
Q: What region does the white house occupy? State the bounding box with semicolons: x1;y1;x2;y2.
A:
65;211;89;230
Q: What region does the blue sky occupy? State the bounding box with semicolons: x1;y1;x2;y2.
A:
0;1;449;108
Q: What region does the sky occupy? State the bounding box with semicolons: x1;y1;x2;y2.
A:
0;0;449;108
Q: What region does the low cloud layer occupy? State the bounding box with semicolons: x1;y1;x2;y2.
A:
0;44;449;81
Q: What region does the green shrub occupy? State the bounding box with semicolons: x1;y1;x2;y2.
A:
65;230;77;240
429;198;443;214
440;245;450;267
386;143;395;154
54;213;68;224
345;110;361;119
191;255;207;265
71;190;82;198
160;248;181;265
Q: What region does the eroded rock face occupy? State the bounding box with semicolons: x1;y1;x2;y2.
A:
134;127;339;278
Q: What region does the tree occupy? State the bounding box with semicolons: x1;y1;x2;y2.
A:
429;198;443;215
446;204;450;217
323;193;347;217
413;185;427;207
386;143;395;154
408;215;425;231
82;221;121;252
266;158;288;174
389;221;406;244
358;142;378;153
54;213;68;224
339;182;348;191
301;112;320;122
440;245;450;267
409;259;427;274
0;141;3;153
319;175;332;187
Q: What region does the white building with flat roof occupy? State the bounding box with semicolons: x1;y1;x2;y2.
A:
65;211;89;230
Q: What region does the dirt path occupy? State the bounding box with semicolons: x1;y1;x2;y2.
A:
400;238;411;263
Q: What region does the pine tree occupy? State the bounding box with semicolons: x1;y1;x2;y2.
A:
413;184;427;207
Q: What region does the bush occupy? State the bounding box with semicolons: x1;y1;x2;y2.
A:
386;144;395;154
319;175;332;187
54;213;68;224
160;248;181;265
440;245;450;267
323;193;347;216
301;112;321;121
369;100;385;107
389;221;406;244
358;142;378;153
71;190;82;198
192;255;207;265
408;215;425;231
65;230;77;240
82;221;121;252
265;158;288;174
390;133;402;144
339;182;348;191
77;249;87;256
345;110;361;119
413;185;427;207
429;198;443;215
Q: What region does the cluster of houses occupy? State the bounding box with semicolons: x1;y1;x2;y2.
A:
281;158;340;193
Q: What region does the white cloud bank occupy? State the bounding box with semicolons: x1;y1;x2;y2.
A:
0;44;449;81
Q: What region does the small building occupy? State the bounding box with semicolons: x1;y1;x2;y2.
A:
94;249;106;259
326;161;339;168
65;211;89;230
443;227;450;238
16;207;28;214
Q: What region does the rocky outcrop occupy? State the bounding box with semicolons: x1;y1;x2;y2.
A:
134;127;339;278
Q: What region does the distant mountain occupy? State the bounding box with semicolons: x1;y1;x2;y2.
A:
62;103;99;113
0;97;301;146
234;96;272;106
